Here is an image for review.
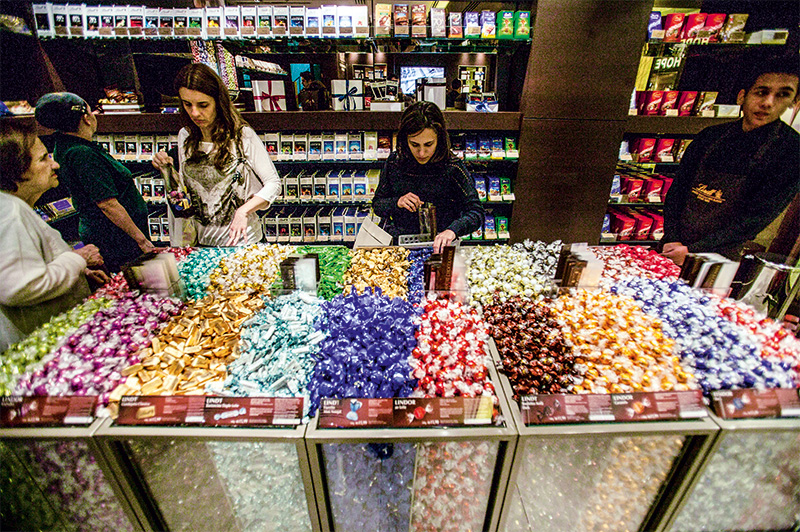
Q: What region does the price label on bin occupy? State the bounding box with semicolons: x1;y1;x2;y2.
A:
0;396;96;426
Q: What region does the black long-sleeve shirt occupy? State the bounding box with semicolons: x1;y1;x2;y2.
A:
372;152;484;239
663;119;799;258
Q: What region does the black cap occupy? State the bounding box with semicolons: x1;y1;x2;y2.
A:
35;92;88;132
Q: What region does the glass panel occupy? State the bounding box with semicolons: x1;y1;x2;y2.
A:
127;439;311;532
207;441;313;532
502;484;533;532
2;439;133;532
323;442;415;532
0;440;66;532
669;431;800;532
505;434;685;532
409;440;499;532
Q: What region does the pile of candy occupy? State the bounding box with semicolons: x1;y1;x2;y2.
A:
553;289;693;394
296;245;351;300
307;288;419;415
13;294;183;405
411;296;495;400
467;245;553;307
485;297;576;398
178;247;236;300
223;292;325;412
207;244;294;295
343;248;410;299
406;248;433;305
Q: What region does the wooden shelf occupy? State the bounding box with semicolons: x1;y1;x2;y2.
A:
90;111;521;133
625;115;736;135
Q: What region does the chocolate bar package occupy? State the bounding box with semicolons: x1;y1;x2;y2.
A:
654;138;676;163
449;12;463;38
375;3;392;36
514;11;530;39
647;11;662;40
480;10;496;39
464;12;481;38
660;90;680;115
677;91;698;116
394;4;409;35
701;13;726;41
431;8;446;37
719;14;748;43
497;11;514;39
695;91;718;115
662;13;685;42
681;13;707;40
643;91;665;116
411;4;427;37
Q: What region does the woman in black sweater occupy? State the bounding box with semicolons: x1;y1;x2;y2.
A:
372;102;484;252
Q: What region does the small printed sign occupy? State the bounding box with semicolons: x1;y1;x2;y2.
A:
520;391;707;425
116;396;206;425
203;397;303;426
318;396;493;428
711;389;800;419
0;396;97;427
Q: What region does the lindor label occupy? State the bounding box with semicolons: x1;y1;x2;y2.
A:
0;396;96;426
116;396;303;426
521;391;706;425
711;389;800;419
117;396;206;425
318;396;493;428
203;397;303;426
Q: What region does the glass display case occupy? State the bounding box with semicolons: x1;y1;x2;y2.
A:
0;421;144;532
660;414;800;532
305;363;518;532
94;420;319;532
491;341;720;532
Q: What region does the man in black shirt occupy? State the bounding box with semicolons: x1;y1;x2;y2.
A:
662;59;799;265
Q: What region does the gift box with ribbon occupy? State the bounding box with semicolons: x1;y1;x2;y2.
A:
253;80;286;111
331;79;364;111
416;77;447;110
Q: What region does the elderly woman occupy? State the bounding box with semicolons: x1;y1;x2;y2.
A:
0;119;108;351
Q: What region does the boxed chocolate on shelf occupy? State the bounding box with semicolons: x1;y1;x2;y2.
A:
332;80;364;111
465;11;481;38
480;10;496;38
257;5;272;36
253;80;286;112
662;13;685;42
449;12;463;38
375;3;392;37
411;4;427;37
430;8;446;37
497;11;514;39
681;13;707;40
337;5;353;36
514;11;531;39
394;4;409;36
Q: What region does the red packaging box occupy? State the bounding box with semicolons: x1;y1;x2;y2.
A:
635;91;648;114
677;91;698;116
659;176;674;201
632;213;654;240
622;176;644;201
662;13;685;42
643;91;665;116
682;13;707;39
647;212;665;240
703;13;726;41
660;90;680;114
654;138;676;162
635;138;657;162
641;176;664;201
610;210;636;240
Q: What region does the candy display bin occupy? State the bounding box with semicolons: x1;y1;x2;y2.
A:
658;413;800;532
0;420;146;532
305;361;518;532
489;341;720;532
93;419;320;532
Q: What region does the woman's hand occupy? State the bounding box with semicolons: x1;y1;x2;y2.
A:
433;229;456;254
227;206;249;246
152;150;173;170
73;244;104;268
397;192;422;212
138;239;156;254
85;268;111;286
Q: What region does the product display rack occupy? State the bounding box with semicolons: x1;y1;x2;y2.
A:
656;413;800;532
305;361;519;532
488;341;721;532
93;418;320;532
0;419;147;532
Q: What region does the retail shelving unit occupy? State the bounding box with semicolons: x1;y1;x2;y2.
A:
488;341;721;532
305;360;518;532
94;418;321;532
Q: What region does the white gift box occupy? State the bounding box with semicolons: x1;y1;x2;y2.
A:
369;101;403;112
332;80;364;111
253;80;287;111
416;78;447;110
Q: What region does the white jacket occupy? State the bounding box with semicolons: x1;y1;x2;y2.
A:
0;192;90;352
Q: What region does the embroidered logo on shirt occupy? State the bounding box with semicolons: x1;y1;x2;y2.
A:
691;184;725;204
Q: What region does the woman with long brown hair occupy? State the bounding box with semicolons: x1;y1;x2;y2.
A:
153;63;281;246
372;101;483;252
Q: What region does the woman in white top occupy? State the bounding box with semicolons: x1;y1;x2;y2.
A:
0;120;108;351
153;63;281;246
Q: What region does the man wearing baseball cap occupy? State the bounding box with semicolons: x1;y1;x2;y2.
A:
35;92;154;272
